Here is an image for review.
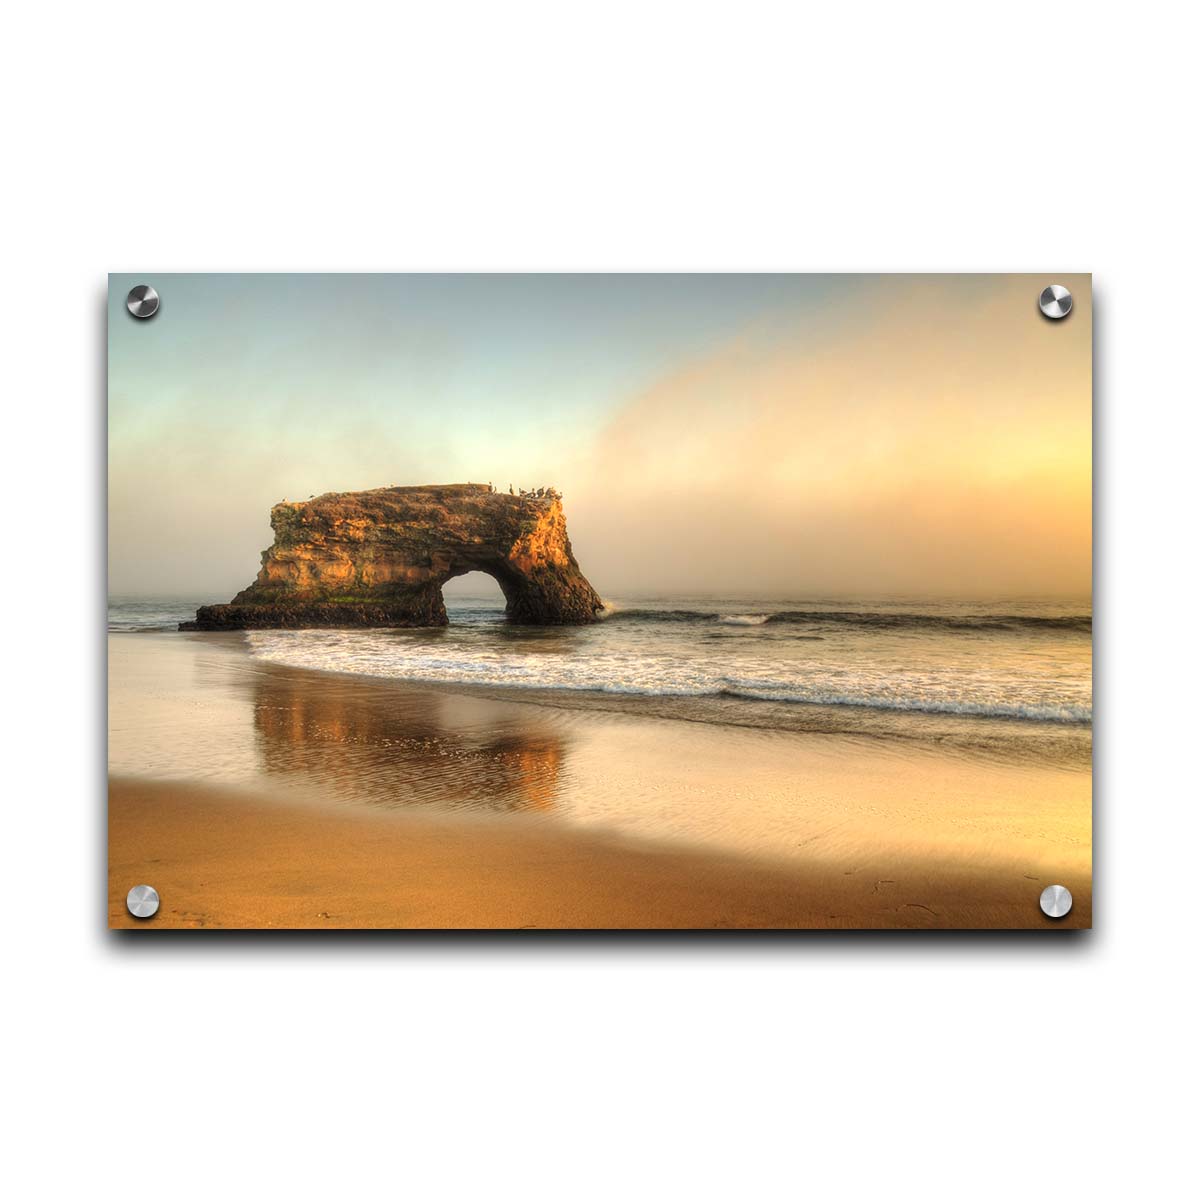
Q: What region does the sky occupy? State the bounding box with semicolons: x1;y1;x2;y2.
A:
109;273;1091;599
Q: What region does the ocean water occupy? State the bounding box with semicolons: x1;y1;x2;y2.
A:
107;597;211;633
109;594;1092;765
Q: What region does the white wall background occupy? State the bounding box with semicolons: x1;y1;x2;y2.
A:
3;3;1195;1196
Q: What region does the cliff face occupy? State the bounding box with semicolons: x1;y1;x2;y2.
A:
182;483;604;629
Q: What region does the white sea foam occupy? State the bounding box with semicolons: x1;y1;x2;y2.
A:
243;596;1093;726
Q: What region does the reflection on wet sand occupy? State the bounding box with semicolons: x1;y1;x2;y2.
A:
249;664;567;814
109;634;1090;891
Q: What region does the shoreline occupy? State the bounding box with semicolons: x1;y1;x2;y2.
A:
120;627;1092;769
108;632;1092;929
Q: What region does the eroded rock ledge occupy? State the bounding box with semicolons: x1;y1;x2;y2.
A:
182;483;604;629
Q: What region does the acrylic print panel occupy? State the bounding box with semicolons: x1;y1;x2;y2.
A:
107;274;1092;930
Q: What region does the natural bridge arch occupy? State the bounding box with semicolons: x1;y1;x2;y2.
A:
183;483;604;630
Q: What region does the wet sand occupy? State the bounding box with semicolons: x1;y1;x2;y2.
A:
108;633;1091;929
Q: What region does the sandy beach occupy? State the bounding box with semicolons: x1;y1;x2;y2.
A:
109;776;1089;929
109;632;1090;929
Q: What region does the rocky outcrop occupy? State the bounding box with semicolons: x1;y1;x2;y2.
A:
182;483;604;629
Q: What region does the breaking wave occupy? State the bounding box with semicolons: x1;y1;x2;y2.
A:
601;607;1090;633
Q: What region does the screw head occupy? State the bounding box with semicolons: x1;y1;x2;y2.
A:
1039;284;1072;320
1039;884;1073;919
126;284;159;319
126;884;160;919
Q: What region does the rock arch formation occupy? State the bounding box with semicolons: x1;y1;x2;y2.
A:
182;484;603;629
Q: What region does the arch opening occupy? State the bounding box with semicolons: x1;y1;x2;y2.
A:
441;569;509;624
